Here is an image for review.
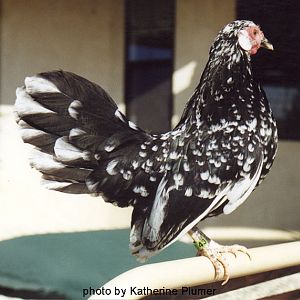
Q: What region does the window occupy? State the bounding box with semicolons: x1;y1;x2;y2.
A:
125;0;175;133
238;0;300;140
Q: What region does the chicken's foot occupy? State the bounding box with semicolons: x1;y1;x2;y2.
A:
188;226;251;285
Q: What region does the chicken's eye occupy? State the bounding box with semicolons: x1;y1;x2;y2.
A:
253;29;258;36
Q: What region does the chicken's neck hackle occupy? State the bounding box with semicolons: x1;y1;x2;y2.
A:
176;22;266;134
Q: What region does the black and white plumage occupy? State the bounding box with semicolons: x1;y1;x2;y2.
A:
15;20;277;264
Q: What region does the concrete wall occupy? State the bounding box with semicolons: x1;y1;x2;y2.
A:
1;0;124;105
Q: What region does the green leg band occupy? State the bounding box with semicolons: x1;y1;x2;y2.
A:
193;237;208;251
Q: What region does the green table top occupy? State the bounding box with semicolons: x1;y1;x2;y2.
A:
0;229;194;299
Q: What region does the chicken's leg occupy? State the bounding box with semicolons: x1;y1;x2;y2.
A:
188;226;251;285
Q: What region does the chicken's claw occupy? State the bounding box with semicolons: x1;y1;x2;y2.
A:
196;243;251;285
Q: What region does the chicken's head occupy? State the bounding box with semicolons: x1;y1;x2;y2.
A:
237;24;273;55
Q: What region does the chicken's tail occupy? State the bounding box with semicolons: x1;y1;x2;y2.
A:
14;70;147;198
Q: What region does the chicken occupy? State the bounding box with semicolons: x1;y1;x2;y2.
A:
14;20;278;283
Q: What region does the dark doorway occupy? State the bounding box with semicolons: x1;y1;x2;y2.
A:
125;0;175;133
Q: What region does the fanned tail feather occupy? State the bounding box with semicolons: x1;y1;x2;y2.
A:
14;70;147;199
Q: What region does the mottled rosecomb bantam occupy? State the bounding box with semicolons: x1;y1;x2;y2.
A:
15;20;278;283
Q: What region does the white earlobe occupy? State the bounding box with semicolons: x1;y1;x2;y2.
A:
238;30;252;51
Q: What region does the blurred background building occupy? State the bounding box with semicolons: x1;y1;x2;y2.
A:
0;0;299;299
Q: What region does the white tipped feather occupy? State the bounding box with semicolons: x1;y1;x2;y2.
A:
185;187;193;197
200;170;209;180
15;87;55;116
41;178;73;190
18;119;46;141
20;127;47;141
86;178;99;192
114;109;126;122
129;121;138;130
54;137;90;162
106;159;119;175
68;100;82;120
104;144;116;152
25;76;60;94
29;150;65;171
69;128;86;138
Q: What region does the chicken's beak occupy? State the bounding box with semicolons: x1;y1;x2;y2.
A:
261;37;274;51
